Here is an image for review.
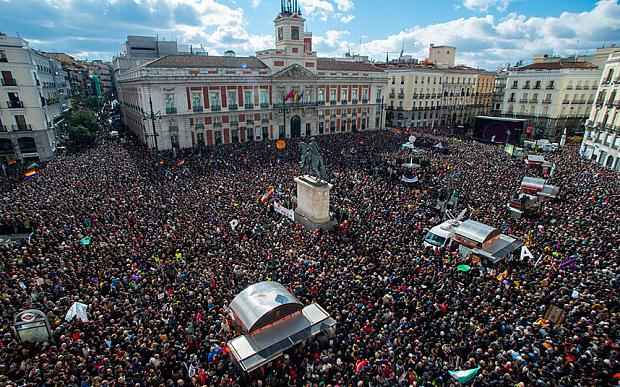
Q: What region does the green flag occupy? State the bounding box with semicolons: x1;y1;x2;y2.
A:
80;236;91;246
448;366;480;384
457;265;471;272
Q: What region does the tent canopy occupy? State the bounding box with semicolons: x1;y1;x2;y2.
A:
455;220;499;245
229;281;303;333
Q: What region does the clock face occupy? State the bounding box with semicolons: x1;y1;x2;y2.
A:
291;27;299;40
278;27;283;41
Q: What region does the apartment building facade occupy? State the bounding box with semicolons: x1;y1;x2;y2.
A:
581;51;620;171
0;33;65;161
383;65;495;130
501;62;601;136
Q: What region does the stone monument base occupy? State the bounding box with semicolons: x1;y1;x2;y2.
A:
294;175;336;230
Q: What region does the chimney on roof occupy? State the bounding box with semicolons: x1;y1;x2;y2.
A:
224;50;236;57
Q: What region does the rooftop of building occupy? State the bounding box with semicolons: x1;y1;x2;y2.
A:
145;54;268;69
316;58;383;72
518;61;598;70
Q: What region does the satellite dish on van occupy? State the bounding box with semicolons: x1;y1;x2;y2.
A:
409;135;416;143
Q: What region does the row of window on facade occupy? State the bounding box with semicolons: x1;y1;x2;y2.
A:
171;118;374;147
507;91;595;103
169;88;380;112
507;80;594;90
391;75;478;85
0;114;31;132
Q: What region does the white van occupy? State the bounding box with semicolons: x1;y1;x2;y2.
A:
423;220;460;248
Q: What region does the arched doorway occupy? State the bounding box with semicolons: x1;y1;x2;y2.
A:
18;137;37;154
605;155;614;168
290;115;301;138
0;139;15;161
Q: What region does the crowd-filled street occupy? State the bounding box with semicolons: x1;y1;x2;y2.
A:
0;116;618;386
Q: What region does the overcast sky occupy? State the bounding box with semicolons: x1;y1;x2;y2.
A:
1;0;619;69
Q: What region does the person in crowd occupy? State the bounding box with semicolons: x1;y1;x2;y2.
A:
0;107;617;386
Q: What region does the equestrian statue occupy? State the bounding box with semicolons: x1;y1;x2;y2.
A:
299;138;328;183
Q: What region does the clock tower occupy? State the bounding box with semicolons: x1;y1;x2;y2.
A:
275;0;310;56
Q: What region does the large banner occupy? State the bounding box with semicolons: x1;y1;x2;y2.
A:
274;202;295;221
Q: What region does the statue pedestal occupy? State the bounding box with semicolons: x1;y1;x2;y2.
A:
294;175;334;230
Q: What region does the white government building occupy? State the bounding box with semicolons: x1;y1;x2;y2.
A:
581;50;620;170
117;1;388;150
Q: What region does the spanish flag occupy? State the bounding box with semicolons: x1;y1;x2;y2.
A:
260;186;274;204
24;169;37;178
285;90;295;101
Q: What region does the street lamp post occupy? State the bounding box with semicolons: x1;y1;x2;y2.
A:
379;96;385;130
142;96;161;153
275;96;291;139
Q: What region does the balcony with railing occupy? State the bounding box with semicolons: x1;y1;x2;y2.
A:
519;98;529;103
546;85;554;90
562;100;570;104
330;100;337;105
1;78;17;86
166;107;177;114
211;105;221;111
6;100;24;108
230;121;239;127
529;99;538;103
12;124;32;131
566;86;573;90
261;118;269;123
260;102;269;109
352;99;358;104
244;103;254;109
362;99;368;103
228;104;238;110
376;98;382;103
388;92;395;98
192;105;203;112
575;86;583;90
397;93;404;99
213;122;222;128
246;119;254;124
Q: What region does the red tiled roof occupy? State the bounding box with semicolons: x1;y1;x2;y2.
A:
519;61;597;70
145;55;268;69
316;58;383;72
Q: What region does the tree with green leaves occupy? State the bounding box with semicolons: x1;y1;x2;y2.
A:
84;96;103;111
68;110;97;132
67;124;92;146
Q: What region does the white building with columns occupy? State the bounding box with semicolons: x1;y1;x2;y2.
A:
581;50;620;171
117;1;388;150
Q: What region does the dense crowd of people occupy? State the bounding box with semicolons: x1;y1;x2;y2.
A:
0;106;618;386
